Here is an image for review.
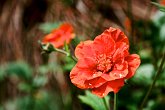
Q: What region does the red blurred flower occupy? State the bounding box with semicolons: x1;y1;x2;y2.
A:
160;0;165;5
70;27;140;97
42;23;75;48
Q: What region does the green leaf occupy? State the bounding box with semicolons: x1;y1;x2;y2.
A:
64;42;69;53
159;24;165;41
18;82;32;93
0;106;4;110
32;76;48;88
37;65;50;75
61;0;74;6
5;61;32;81
139;49;151;59
78;90;110;110
3;100;17;110
63;57;75;71
151;2;165;12
37;62;58;75
39;22;60;33
0;65;6;80
132;64;154;85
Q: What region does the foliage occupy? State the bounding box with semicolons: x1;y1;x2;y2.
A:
79;91;110;110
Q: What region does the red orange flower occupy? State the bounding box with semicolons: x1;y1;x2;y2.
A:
160;0;165;5
70;27;140;97
42;23;75;48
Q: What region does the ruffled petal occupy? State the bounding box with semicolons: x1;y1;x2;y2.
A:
75;40;95;59
93;34;116;56
125;54;140;78
76;57;96;69
112;42;129;62
92;83;111;98
70;57;97;89
70;65;95;89
107;78;125;93
110;61;128;79
100;73;112;81
42;31;60;43
58;23;74;33
103;27;129;44
84;77;107;88
42;23;75;48
92;78;125;97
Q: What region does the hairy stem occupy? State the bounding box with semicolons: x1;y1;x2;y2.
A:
139;51;165;110
102;97;109;110
55;48;77;62
114;93;117;110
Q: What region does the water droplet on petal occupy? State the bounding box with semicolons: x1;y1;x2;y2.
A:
89;83;92;86
102;93;105;96
93;74;96;77
119;74;123;78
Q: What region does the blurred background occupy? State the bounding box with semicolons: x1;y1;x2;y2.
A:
0;0;165;110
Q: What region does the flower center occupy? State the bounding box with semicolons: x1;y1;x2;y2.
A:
96;54;113;73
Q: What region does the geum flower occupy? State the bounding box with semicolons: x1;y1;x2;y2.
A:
160;0;165;5
42;23;75;48
70;27;140;98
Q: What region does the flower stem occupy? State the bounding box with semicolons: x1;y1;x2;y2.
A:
102;97;109;110
139;51;165;110
69;53;78;62
114;93;117;110
55;48;70;56
55;48;77;62
40;43;77;62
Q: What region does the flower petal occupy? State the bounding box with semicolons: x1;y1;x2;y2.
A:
42;23;74;48
112;42;129;62
103;27;129;44
70;65;94;89
70;57;97;89
92;83;111;98
75;40;95;59
84;77;107;88
100;73;112;81
92;78;125;97
76;57;96;69
125;54;141;78
110;61;128;79
58;23;74;33
93;34;116;56
107;78;125;93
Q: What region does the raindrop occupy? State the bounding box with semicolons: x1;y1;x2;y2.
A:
119;74;123;78
100;54;103;57
89;83;92;86
93;73;97;77
124;47;127;49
